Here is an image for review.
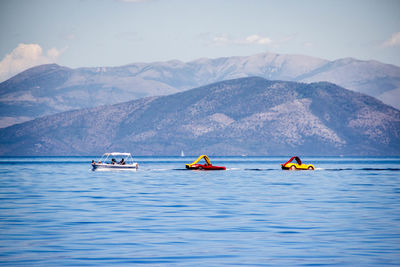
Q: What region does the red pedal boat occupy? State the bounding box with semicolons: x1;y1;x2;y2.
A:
185;155;226;170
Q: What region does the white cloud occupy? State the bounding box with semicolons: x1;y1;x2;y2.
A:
241;35;272;45
303;41;313;48
0;43;64;82
115;31;141;42
213;34;231;45
47;47;62;60
212;34;273;46
65;33;77;40
382;32;400;47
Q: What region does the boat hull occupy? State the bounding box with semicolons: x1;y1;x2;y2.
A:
281;163;314;170
186;164;226;170
92;163;138;170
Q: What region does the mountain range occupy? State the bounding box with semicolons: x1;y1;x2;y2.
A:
1;77;399;156
1;52;399;128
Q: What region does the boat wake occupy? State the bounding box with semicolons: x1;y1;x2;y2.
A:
90;167;400;172
92;168;138;172
316;168;400;171
244;168;276;171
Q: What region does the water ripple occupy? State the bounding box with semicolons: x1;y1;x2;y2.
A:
0;156;399;266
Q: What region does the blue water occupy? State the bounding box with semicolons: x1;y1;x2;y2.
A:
0;156;399;266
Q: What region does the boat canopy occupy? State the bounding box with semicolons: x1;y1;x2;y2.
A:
186;155;211;168
103;152;132;156
282;156;302;166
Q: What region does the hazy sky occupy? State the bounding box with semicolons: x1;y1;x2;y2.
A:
0;0;399;81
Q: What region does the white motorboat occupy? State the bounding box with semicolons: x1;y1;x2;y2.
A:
91;152;139;170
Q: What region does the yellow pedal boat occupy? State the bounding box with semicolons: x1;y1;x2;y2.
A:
281;156;314;170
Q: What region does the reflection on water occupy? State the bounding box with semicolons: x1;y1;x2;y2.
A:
0;156;399;266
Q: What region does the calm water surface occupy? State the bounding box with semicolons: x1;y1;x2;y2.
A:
0;156;399;266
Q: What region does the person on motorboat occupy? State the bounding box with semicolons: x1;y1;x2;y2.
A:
119;158;125;165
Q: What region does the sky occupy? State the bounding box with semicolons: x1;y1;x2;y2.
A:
0;0;399;81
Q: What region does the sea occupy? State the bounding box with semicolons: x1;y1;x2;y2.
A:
0;156;399;266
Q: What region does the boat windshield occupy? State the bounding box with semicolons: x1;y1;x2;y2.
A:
99;152;135;164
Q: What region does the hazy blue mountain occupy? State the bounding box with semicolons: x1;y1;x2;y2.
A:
0;63;179;127
1;52;399;128
1;77;399;156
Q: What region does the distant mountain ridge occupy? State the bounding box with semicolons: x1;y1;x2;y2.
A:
1;52;399;128
1;77;399;156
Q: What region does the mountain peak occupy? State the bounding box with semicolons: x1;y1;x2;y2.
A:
1;52;399;128
9;64;68;79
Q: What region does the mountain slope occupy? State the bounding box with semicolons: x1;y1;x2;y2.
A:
1;52;399;128
1;77;399;156
0;63;178;127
